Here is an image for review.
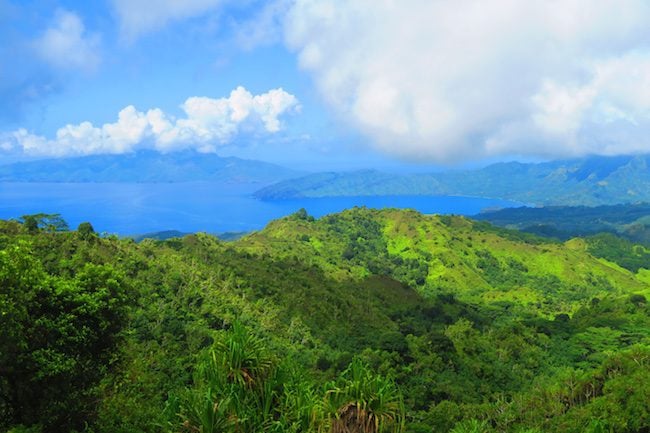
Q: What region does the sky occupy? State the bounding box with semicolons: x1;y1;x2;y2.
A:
2;0;650;170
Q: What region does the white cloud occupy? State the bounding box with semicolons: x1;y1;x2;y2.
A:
283;0;650;162
4;87;299;157
0;139;14;152
34;10;100;72
111;0;225;40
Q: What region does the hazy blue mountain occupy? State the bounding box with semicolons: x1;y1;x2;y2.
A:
0;151;300;183
255;154;650;206
253;169;444;198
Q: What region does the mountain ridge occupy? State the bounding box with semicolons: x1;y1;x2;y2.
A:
0;150;301;184
235;207;649;315
255;154;650;206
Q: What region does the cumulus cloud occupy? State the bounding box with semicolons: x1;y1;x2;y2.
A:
284;0;650;162
111;0;225;40
34;10;101;72
3;87;299;157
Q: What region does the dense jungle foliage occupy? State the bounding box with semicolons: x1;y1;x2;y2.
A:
1;208;648;433
475;203;650;245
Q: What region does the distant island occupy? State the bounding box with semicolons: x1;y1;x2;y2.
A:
4;152;650;207
0;150;300;184
255;154;650;206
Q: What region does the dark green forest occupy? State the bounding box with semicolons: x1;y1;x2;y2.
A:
475;203;650;245
1;209;648;433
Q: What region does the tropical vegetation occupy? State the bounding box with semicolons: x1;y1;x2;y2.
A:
0;208;648;432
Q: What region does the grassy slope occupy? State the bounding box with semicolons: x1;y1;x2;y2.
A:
236;208;648;318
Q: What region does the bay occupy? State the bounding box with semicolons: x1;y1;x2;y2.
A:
0;182;524;235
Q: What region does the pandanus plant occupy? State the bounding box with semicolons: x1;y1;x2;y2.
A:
174;325;404;433
323;359;404;433
208;321;274;389
177;322;276;432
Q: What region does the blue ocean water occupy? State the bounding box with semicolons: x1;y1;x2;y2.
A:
0;182;523;235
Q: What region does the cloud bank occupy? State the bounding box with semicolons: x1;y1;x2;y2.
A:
3;87;299;157
284;0;650;162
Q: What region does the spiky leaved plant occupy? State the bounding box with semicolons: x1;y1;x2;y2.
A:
323;359;404;433
176;321;275;432
449;419;491;433
177;321;329;433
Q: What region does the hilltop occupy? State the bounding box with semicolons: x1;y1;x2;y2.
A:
238;207;649;316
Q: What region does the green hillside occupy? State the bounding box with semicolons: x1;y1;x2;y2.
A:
475;203;650;273
239;208;648;315
1;209;649;433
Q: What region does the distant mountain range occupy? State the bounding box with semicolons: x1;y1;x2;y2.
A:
0;151;299;184
255;154;650;206
3;152;650;207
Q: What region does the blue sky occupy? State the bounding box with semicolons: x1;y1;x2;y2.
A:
0;0;382;169
2;0;650;169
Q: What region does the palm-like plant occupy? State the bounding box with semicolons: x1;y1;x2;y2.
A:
177;322;277;433
449;419;491;433
210;321;274;389
323;359;404;433
178;391;232;433
274;366;323;433
176;326;405;433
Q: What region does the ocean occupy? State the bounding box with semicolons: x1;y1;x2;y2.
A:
0;182;523;235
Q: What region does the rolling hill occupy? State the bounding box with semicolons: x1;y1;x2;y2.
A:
237;207;649;316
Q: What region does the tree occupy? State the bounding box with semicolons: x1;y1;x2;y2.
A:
176;322;324;433
0;242;128;431
177;322;276;432
77;221;96;241
21;215;38;234
293;208;315;222
19;214;69;233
